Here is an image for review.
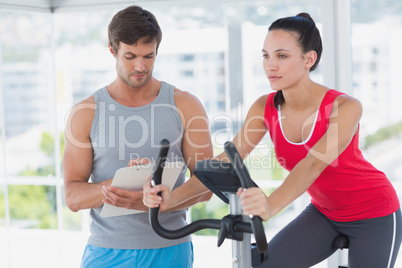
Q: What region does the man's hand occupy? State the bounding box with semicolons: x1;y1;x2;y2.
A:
101;157;152;211
102;186;148;211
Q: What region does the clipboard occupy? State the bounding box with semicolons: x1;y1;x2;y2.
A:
100;161;185;217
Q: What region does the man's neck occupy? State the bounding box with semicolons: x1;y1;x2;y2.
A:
107;77;162;107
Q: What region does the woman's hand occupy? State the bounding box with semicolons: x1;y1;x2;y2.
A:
237;187;270;221
143;178;172;211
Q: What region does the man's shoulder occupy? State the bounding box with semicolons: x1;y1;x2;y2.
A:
64;95;96;146
173;87;195;99
72;95;96;112
173;88;204;109
80;95;95;104
67;96;96;126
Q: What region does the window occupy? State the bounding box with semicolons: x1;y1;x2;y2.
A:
181;54;194;62
351;0;402;154
0;10;58;229
3;1;401;267
350;11;402;266
0;2;320;266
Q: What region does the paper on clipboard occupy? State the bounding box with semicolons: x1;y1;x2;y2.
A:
100;161;185;217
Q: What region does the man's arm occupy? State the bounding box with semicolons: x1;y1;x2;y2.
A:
63;98;112;212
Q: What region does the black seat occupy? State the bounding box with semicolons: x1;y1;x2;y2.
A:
332;234;349;250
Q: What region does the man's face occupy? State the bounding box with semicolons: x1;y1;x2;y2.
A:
113;39;157;88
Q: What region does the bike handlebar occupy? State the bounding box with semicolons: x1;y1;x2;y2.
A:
149;139;268;254
149;139;222;237
224;141;268;253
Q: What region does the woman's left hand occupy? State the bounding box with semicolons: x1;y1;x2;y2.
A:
143;179;172;211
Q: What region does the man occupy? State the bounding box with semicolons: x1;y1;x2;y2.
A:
63;5;213;268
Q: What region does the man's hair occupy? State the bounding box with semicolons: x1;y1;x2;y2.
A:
108;5;162;55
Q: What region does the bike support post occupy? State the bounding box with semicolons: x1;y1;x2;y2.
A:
229;193;252;268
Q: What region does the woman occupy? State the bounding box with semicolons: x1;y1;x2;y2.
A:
144;13;401;267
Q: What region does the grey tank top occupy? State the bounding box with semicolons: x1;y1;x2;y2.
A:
88;81;190;249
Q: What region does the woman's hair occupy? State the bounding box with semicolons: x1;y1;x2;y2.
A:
269;13;322;108
108;5;162;55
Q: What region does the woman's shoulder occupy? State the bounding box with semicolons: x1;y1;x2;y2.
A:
328;90;362;118
330;90;361;105
246;94;271;119
252;94;270;110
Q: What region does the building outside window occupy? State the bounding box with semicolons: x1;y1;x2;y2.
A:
0;1;401;267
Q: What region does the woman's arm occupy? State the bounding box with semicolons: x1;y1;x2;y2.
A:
217;95;269;161
143;94;269;210
143;89;213;211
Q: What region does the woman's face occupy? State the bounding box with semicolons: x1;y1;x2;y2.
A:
262;29;313;92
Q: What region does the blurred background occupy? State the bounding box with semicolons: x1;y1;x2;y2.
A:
0;0;401;267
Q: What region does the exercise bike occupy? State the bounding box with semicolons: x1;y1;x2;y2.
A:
149;139;349;268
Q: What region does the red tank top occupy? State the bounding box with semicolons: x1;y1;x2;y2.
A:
264;90;400;221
